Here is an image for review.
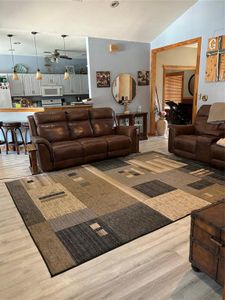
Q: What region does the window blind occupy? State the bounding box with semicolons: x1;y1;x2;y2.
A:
164;72;184;103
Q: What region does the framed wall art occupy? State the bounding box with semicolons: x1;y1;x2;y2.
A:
96;71;111;88
137;71;150;86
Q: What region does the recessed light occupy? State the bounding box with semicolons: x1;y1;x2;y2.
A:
111;1;119;8
13;42;21;45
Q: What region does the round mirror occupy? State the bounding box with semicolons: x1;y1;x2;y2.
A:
112;73;136;105
188;74;195;96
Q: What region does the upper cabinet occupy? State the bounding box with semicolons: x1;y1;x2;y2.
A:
41;74;62;86
80;75;89;94
7;73;89;97
23;74;41;96
8;74;24;96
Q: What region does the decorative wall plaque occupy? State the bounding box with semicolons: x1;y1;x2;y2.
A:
205;35;225;82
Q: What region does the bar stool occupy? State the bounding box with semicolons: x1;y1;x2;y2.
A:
3;122;25;155
21;122;31;155
0;122;6;154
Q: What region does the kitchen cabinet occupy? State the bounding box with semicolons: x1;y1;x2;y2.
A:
23;74;41;96
8;74;24;96
41;74;62;86
80;75;89;94
62;75;81;95
7;73;89;97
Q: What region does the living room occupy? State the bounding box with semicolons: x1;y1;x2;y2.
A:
0;0;224;299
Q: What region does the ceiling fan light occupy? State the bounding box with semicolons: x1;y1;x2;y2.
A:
64;69;70;80
12;70;19;80
36;69;42;80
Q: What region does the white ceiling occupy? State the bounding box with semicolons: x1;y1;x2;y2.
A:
0;0;197;57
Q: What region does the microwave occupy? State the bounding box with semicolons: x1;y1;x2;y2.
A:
41;85;63;97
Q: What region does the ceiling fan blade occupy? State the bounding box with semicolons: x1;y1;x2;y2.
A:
60;55;72;60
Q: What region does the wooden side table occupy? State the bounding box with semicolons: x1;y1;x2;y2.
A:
27;144;40;175
190;199;225;286
116;112;148;140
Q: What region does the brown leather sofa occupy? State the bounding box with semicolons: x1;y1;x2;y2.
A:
28;107;138;172
168;105;225;169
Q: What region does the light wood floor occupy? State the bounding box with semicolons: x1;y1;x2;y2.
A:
0;137;223;300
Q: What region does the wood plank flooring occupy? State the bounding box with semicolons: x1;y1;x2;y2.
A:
0;137;223;300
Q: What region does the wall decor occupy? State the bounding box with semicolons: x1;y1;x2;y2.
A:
205;35;225;82
66;65;75;75
96;71;110;88
137;70;149;86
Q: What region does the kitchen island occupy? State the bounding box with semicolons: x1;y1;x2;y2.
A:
0;104;93;122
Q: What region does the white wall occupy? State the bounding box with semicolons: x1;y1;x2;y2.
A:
156;46;197;104
87;37;150;114
151;0;225;107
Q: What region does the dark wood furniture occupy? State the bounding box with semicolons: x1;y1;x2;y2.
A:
21;122;31;155
190;199;225;286
3;122;25;155
116;112;148;140
27;144;40;175
0;122;6;154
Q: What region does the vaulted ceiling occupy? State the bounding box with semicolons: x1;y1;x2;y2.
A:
0;0;197;56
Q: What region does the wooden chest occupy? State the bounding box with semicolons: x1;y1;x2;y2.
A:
190;199;225;286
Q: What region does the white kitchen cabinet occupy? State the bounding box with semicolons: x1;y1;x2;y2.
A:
23;74;41;96
80;75;89;94
41;74;62;86
62;75;81;95
7;74;24;96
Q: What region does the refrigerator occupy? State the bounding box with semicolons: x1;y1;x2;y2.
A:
0;75;12;107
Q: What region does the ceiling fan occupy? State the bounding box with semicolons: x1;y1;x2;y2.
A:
44;34;73;63
44;49;72;63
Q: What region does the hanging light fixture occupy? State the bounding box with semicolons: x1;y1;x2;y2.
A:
31;32;42;80
62;35;70;80
7;34;19;80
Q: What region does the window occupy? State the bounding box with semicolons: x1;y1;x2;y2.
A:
164;72;184;103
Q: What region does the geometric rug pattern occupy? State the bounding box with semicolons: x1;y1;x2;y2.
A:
6;151;225;276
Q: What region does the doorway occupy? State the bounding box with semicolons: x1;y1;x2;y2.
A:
150;37;202;135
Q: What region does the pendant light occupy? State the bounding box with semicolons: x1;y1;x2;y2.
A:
31;32;42;80
7;34;19;80
62;35;70;80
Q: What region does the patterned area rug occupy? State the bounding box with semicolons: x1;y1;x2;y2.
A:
6;151;225;276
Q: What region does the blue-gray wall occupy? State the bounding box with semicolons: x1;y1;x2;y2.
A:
0;55;87;74
87;37;150;115
151;0;225;107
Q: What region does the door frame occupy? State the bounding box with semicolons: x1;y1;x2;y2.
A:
149;37;202;135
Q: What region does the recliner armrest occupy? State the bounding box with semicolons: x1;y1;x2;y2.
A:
116;126;137;138
116;126;139;153
32;136;53;158
169;124;195;136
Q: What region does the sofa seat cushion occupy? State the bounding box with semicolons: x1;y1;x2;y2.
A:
52;140;83;161
104;135;131;152
77;137;107;155
211;143;225;160
174;135;197;153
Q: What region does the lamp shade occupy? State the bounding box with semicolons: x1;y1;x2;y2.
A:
12;70;19;80
64;69;70;80
36;69;42;80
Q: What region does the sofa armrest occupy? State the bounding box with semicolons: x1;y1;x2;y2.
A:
116;126;139;153
32;136;54;171
169;124;195;136
168;125;195;153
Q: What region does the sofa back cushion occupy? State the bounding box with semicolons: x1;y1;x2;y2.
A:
195;105;224;137
34;111;70;143
89;108;115;136
66;110;93;139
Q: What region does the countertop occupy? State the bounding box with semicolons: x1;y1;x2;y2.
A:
0;104;93;112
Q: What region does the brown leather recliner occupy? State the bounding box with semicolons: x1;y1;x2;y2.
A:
28;107;139;172
169;105;225;169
